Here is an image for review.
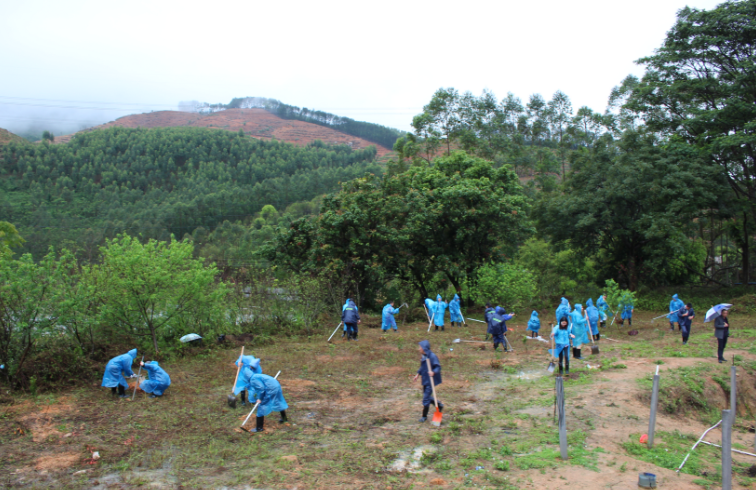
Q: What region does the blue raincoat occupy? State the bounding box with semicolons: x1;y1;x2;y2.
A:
234;355;262;394
342;299;356;331
381;303;400;331
101;349;137;389
526;311;540;333
140;361;171;396
426;295;448;327
585;299;600;335
669;294;684;323
244;373;288;417
596;295;610;321
570;305;589;347
555;297;571;323
550;323;573;359
621;302;634;320
449;294;463;323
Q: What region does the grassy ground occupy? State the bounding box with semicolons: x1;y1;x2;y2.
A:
2;308;756;489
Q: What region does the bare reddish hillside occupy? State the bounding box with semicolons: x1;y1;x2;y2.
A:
55;109;391;156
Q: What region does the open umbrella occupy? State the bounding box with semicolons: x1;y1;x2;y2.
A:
704;304;732;323
180;333;202;343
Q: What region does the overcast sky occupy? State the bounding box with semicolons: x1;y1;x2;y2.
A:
0;0;725;136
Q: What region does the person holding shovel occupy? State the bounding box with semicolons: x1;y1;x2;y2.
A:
381;301;401;332
490;306;514;352
241;372;289;433
233;355;262;406
669;294;685;331
585;298;600;341
342;298;361;341
101;348;138;398
569;304;589;360
413;340;443;422
596;294;611;329
139;360;171;398
449;294;464;328
551;317;575;375
428;294;449;331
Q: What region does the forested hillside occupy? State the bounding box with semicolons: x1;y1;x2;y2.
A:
0;127;381;260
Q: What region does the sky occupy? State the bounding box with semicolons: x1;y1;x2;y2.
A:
0;0;726;137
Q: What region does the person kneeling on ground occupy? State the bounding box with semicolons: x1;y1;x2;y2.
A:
342;298;361;341
490;306;514;352
101;348;138;398
679;303;695;345
382;300;401;332
551;317;575;375
413;340;443;422
242;372;289;433
139;361;171;398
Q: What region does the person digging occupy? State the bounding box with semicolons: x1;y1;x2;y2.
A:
238;370;289;433
412;340;443;422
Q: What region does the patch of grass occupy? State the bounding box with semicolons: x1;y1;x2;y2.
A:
622;430;718;483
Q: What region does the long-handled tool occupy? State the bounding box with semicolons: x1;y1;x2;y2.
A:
131;355;144;401
467;318;486;323
327;322;343;343
228;347;245;407
547;329;556;372
423;304;431;322
427;311;435;333
452;338;487;344
585;313;599;355
502;332;514;352
240;370;281;431
425;359;442;427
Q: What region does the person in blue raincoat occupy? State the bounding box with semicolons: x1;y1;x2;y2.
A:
341;299;354;338
619;300;634;327
412;340;443;422
490;306;515;352
526;311;540;338
101;348;137;398
669;294;685;332
342;299;361;341
569;304;589;359
551;316;575;375
382;301;401;332
139;361;171;398
233;355;262;406
448;294;464;327
555;297;571;324
484;302;495;341
596;295;611;328
585;299;600;341
425;295;448;331
241;372;289;433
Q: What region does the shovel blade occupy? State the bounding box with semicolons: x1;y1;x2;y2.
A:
591;345;600;355
431;408;442;427
547;362;555;373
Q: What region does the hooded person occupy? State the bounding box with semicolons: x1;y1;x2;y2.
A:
585;299;600;341
427;294;448;331
240;372;289;433
139;361;171;398
484;302;495;341
101;348;138;398
449;294;464;327
341;299;353;338
412;340;443;422
555;297;571;324
551;316;575;375
382;301;401;332
596;295;610;328
669;294;685;331
233;355;262;406
569;304;589;359
490;306;515;352
526;311;540;338
341;299;361;341
619;300;634;327
679;303;695;345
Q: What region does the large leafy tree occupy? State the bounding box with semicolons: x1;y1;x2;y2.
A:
625;0;756;281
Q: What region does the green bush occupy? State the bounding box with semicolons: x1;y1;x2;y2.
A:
468;262;536;310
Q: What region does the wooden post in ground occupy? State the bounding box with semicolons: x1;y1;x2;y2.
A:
722;409;732;490
556;376;567;460
647;365;660;448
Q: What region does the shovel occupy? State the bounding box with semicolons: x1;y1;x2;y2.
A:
240;370;281;432
131;355;144;401
228;347;245;407
327;322;343;343
586;313;599;355
425;358;442;427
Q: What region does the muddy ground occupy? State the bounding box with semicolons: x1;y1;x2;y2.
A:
2;310;756;489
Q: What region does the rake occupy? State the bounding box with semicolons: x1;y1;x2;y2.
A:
240;370;281;432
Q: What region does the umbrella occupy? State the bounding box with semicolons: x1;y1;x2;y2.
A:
180;333;203;343
704;304;732;323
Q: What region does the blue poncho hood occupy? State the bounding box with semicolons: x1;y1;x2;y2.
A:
495;306;506;315
436;294;442;301
672;294;679;300
574;304;583;313
236;355;260;370
560;297;568;306
586;298;594;308
530;310;539;320
453;294;459;302
127;348;137;360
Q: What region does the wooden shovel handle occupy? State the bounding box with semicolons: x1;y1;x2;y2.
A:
425;358;439;408
231;347;244;393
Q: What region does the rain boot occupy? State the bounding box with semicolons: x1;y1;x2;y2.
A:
249;416;265;433
118;385;128;398
419;405;429;422
240;390;248;406
279;410;288;424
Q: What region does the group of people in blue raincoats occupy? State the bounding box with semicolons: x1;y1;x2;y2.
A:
231;353;288;432
545;295;616;365
425;294;466;332
101;349;171;399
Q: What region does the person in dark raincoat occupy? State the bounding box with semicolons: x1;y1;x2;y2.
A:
679;303;695;345
551;317;575;375
412;340;443;422
449;294;464;327
526;311;540;338
484;302;495;341
490;306;515;352
714;308;730;363
342;299;361;341
241;372;289;433
101;348;137;398
585;299;600;341
669;294;685;332
139;361;171;398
